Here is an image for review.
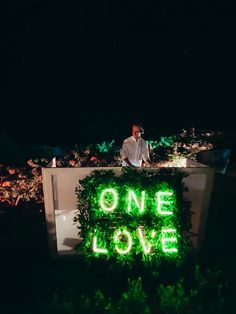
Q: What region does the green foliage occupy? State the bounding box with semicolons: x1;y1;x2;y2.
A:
96;140;115;153
117;278;151;314
146;140;160;149
157;279;192;314
47;290;75;314
74;168;193;267
147;136;177;149
158;136;177;148
47;288;113;314
157;265;225;314
46;278;150;314
45;269;226;314
77;290;113;314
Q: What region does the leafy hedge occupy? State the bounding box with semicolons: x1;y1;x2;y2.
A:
74;168;193;268
45;266;226;314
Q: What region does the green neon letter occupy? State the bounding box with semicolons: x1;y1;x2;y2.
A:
157;191;174;215
137;227;152;254
92;236;108;254
100;188;118;212
161;229;178;253
127;190;145;213
114;230;132;254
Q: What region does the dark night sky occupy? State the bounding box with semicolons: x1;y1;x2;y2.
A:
3;0;236;145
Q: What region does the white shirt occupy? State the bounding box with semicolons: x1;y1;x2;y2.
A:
121;136;149;167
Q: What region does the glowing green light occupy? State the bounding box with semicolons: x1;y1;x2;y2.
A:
161;229;178;253
127;190;145;213
157;191;174;215
92;236;108;254
100;188;118;212
137;227;152;254
151;230;156;238
114;230;132;254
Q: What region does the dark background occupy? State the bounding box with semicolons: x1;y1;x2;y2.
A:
4;0;236;145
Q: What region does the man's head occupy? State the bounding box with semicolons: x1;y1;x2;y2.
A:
132;124;143;140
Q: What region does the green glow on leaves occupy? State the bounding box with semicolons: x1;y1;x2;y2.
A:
161;229;178;253
151;230;156;238
127;190;145;213
100;188;118;212
157;191;174;215
137;227;152;254
114;230;132;254
76;169;190;265
92;236;108;254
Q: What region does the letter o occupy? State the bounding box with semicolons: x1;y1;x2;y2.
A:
100;188;118;212
114;230;132;254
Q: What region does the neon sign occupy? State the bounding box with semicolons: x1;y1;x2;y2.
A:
91;188;179;256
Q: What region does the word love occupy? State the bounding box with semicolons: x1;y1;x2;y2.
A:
100;188;175;215
92;227;178;255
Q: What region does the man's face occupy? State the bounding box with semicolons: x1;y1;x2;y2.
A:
132;125;142;140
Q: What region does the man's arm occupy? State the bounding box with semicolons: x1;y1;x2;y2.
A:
124;157;136;168
142;141;152;167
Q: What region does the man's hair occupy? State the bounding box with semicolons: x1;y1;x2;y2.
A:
132;123;143;129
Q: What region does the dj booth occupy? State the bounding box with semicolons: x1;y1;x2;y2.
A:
42;159;214;259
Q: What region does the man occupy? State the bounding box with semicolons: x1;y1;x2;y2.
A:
121;124;151;167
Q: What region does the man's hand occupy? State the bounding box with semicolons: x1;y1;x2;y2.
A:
143;160;152;167
124;158;136;168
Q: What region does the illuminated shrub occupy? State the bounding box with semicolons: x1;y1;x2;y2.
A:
75;168;193;267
